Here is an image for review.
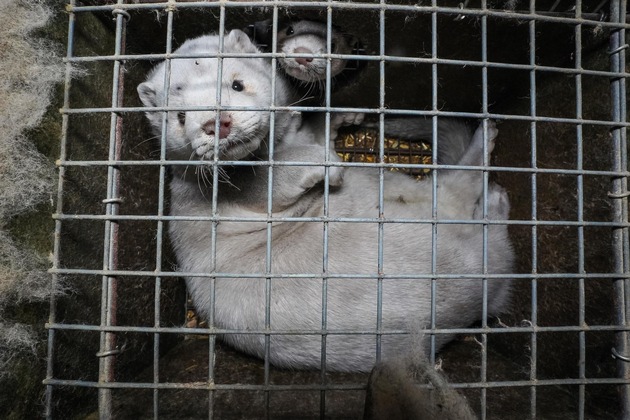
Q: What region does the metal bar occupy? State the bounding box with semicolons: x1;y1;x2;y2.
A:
528;0;538;417
375;0;387;367
429;0;439;366
97;4;128;417
60;104;630;127
62;53;630;79
45;269;630;281
65;2;630;27
208;8;228;419
479;1;489;417
41;376;630;391
150;8;175;419
50;214;630;230
45;322;630;336
621;5;630;415
51;155;630;174
610;0;630;418
318;6;336;417
44;378;367;391
44;1;77;417
575;3;586;419
52;160;630;179
262;6;280;418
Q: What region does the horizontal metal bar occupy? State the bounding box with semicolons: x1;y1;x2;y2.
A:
43;378;365;391
64;52;630;79
54;158;630;178
450;378;630;389
61;104;630;128
41;376;630;392
369;110;630;126
55;160;489;170
45;324;411;335
45;322;630;336
51;213;630;229
48;267;628;281
67;2;630;28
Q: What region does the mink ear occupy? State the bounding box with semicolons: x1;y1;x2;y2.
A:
226;29;260;54
137;82;158;108
243;19;273;46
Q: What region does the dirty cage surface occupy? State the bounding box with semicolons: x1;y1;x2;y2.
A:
45;1;629;419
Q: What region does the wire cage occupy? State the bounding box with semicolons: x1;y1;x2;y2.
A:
45;0;629;418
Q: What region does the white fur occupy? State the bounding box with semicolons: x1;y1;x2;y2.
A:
138;30;514;372
138;31;295;162
0;0;66;382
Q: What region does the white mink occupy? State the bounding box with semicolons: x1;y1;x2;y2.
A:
137;30;514;372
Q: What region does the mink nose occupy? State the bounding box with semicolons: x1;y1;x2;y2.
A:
201;114;232;139
293;47;313;66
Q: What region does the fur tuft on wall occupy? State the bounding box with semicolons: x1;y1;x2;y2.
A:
0;0;64;380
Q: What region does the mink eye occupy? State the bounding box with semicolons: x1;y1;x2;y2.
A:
285;26;294;36
177;112;186;125
232;80;244;92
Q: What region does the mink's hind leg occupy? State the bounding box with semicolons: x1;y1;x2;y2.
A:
456;120;498;167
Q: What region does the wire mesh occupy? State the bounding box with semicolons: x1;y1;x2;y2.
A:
45;1;629;419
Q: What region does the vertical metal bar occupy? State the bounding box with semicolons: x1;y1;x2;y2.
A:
98;4;128;418
429;0;439;367
610;0;630;418
375;0;387;366
210;7;229;419
152;8;175;420
479;2;489;418
264;6;280;419
319;6;334;417
574;3;586;419
528;1;539;418
45;2;76;417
